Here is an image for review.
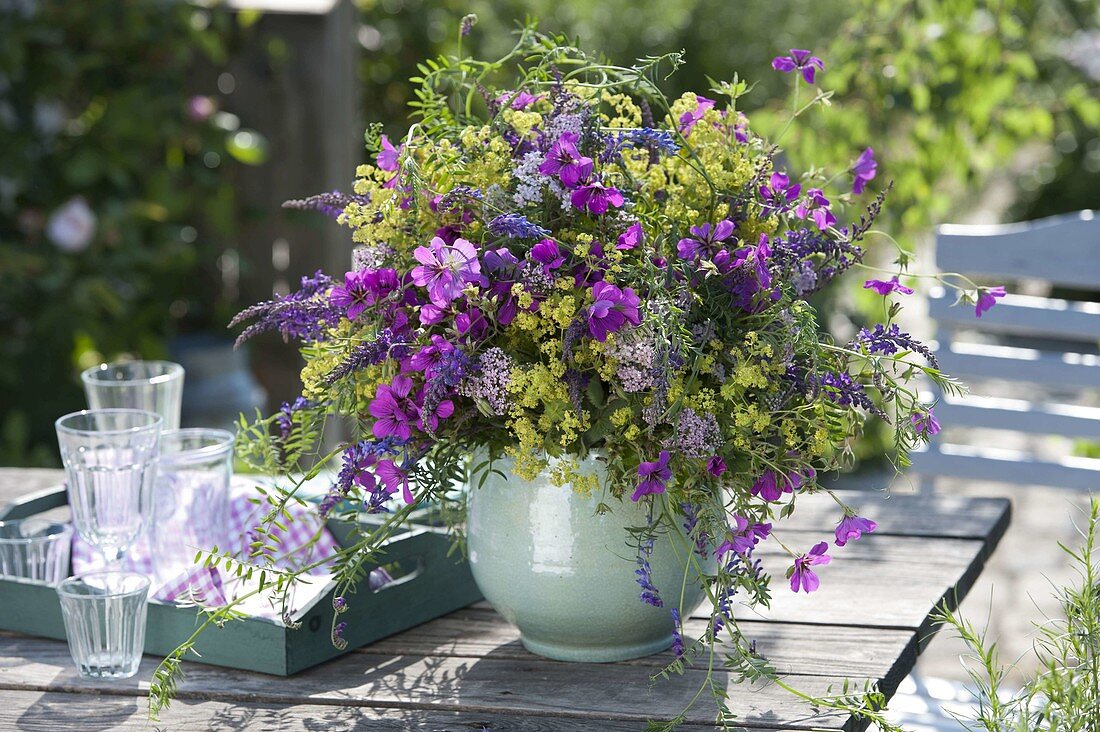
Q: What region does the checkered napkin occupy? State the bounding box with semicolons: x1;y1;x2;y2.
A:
71;477;341;614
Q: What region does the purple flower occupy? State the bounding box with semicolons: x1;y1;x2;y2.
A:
911;408;941;436
616;128;680;155
789;542;831;593
716;515;772;558
635;534;663;607
759;172;801;215
706;456;727;477
375;458;414;505
587;281;641;342
408;335;455;374
863;276;913;296
497;90;543;110
617;222;643;250
751;470;797;502
835;514;877;547
329;270;372;320
851;148;877;195
416;389;455;433
670;608;685;658
377;134;401;172
186;95;216;122
632;450;672;501
976;286;1006;318
530;238;565;274
772;49;825;84
571;181;624;215
411;236;482;307
539;132;593;188
678;95;715;135
489;213;550;240
369;375;418;440
677;220;735;260
852;324;938;368
795;188;837;231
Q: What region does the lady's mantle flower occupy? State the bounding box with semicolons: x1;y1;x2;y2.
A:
539;131;593;188
678;95;715;135
863;276;913;296
571;181;624;215
677;219;735;260
411;236;482;307
975;286;1006;318
587;281;641;342
632;450;672;501
911;408;941;437
851;148;877;195
369;375;419;440
835;513;877;547
772;49;825;84
789;542;831;593
795;188;837;231
759;173;801;215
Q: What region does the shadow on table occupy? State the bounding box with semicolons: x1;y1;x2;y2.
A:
16;694;139;731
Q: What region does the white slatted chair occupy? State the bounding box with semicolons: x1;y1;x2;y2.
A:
911;209;1100;491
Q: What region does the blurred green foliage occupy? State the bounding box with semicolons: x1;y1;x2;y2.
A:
0;1;264;465
356;0;1099;240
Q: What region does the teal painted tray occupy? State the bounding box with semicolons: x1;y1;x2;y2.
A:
0;485;482;675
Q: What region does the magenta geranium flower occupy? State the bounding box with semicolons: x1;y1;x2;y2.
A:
706;455;727;477
677;219;735;260
617;222;643;250
789;541;831;593
834;514;877;547
375;459;414;505
369;375;418;440
330;270;373;320
416;391;455;434
851;148;877;195
411;236;482;307
717;515;772;558
571;181;624;215
539;132;593;188
408;334;455;374
678;95;715;135
631;450;672;501
377;134;404;189
772;49;825;84
587;280;641;342
530;238;565;274
975;286;1006;318
759;172;801;214
863;276;913;296
795;188;837;231
911;408;941;437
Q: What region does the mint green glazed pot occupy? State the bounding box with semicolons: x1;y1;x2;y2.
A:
466;453;711;662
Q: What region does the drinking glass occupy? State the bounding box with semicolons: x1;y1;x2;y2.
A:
55;409;161;565
152;428;233;589
56;571;150;679
0;518;73;585
81;361;184;431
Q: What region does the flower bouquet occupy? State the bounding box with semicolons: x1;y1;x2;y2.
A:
152;22;1007;729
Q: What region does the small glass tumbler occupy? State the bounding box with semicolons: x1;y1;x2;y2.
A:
56;409;162;565
0;518;73;585
152;429;233;589
56;571;150;679
81;361;184;431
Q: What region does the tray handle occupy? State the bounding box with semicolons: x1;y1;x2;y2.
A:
0;484;68;521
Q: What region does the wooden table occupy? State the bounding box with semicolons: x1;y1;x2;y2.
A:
0;468;1010;731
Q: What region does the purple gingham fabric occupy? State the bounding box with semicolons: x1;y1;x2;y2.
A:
72;477;340;613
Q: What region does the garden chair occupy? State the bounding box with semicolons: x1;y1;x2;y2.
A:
911;209;1100;491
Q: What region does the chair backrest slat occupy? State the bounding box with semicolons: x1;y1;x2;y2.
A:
936;210;1099;288
920;210;1100;490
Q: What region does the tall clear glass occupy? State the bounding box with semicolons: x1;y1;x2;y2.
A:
55;409;161;565
81;361;184;431
57;571;150;679
153;429;233;590
0;518;73;585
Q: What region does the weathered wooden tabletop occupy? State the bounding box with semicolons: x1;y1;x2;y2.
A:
0;468;1010;731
